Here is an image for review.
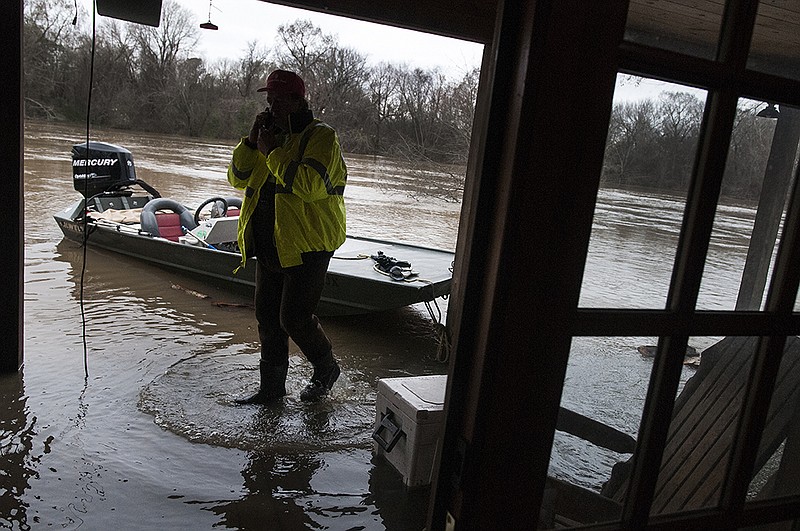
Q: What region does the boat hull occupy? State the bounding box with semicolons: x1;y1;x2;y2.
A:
54;203;453;316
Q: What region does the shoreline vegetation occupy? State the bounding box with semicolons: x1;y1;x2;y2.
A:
26;0;780;203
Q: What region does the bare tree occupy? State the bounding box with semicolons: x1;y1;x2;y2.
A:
655;91;703;189
439;67;479;163
273;20;370;151
125;0;199;129
274;19;334;83
366;62;401;155
23;0;87;118
131;0;197;71
89;20;139;125
235;41;273;97
396;67;453;159
603;99;657;187
724;101;777;200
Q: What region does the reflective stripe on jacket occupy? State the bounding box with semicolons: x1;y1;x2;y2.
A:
227;119;347;269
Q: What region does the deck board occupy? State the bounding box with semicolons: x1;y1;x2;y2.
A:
602;336;800;515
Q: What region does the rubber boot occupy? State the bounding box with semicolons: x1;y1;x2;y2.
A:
234;361;288;405
299;352;340;402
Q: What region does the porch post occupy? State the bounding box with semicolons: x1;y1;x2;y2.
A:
0;0;23;373
736;106;800;311
429;0;627;527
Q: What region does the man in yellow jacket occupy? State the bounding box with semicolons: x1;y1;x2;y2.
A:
227;70;347;403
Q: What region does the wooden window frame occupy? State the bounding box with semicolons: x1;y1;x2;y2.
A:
432;0;800;529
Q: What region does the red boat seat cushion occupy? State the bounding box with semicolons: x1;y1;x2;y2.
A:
155;212;184;241
226;208;240;217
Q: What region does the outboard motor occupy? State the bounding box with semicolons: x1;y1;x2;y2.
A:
72;141;137;198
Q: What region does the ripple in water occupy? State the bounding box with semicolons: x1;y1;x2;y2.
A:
139;347;377;452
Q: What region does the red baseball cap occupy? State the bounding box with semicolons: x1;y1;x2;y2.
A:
257;70;306;98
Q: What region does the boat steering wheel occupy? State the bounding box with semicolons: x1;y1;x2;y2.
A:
194;197;228;225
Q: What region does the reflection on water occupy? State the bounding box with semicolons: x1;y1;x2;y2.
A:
14;120;765;528
210;449;430;529
0;372;36;528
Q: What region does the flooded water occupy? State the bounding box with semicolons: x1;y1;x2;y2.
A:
9;120;760;528
17;121;454;530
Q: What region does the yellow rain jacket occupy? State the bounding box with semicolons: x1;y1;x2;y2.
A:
227;119;347;269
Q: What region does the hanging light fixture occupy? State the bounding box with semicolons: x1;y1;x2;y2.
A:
200;0;218;30
756;102;780;119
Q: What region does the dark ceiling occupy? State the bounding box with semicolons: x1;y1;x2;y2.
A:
264;0;497;44
268;0;800;80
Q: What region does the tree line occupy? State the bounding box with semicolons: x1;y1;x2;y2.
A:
603;90;783;201
24;0;479;166
25;0;784;202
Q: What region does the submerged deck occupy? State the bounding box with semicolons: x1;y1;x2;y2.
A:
547;336;800;526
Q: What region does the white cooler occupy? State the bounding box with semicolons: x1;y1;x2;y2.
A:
372;374;447;487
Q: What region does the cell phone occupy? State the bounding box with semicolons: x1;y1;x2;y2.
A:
260;110;276;132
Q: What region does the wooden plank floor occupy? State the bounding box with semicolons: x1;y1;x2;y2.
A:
602;336;800;515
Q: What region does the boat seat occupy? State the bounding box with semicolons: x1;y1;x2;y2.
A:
155;212;185;242
139;197;196;240
224;197;241;218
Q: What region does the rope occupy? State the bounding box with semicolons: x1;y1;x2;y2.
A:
78;2;98;379
368;250;454;361
434;259;455;362
370;263;451;362
432;322;451;363
424;297;450;363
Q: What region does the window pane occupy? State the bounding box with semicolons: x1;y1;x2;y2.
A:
546;336;758;519
625;0;722;59
748;2;800;82
580;76;707;309
697;101;799;311
747;336;800;502
540;336;699;527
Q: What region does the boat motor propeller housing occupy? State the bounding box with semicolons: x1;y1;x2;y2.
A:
72;141;137;198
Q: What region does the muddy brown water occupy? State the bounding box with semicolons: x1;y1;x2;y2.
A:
8;120;758;528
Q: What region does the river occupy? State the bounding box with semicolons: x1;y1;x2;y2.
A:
6;120;761;529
